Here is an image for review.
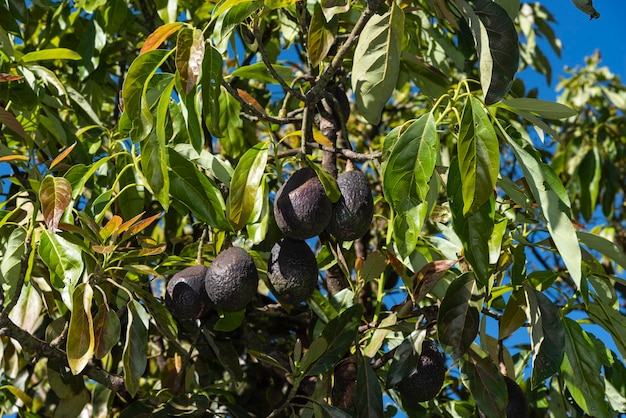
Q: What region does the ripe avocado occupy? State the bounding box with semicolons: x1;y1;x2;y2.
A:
205;247;259;312
396;339;446;402
165;265;213;320
326;169;374;241
268;238;318;305
273;168;332;240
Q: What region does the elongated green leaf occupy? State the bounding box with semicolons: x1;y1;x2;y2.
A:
499;288;526;340
561;317;610;417
385;331;426;388
578;231;626;271
123;300;149;397
358;250;387;284
0;105;25;138
39;175;72;232
502;98;577;119
587;301;626;360
38;230;84;300
308;3;336;68
524;284;564;387
168;148;229;229
382;112;438;210
228;142;269;230
505;132;582;287
228;62;295;85
212;1;261;52
458;96;499;214
351;2;404;124
438;272;479;358
67;283;95;374
202;45;223;137
140;22;184;54
0;228;26;298
141;77;174;210
356;349;384;418
578;148;601;221
20;48;82;63
306;156;341;202
121;49;170;141
176;27;204;94
93;306;121;359
463;356;507;417
309;304;364;375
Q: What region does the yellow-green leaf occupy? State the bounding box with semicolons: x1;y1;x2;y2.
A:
67;283;95;375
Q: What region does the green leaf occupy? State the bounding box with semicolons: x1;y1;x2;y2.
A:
93;306;121;359
0;228;26;300
578;231;626;271
524;284;564;387
0;105;26;138
438;272;479;358
356;349;384;418
308;3;336;68
20;48;82;63
123;299;149;397
385;331;425;388
214;308;246;332
458;96;499;215
202;45;224;137
228;141;269;230
67;283;95;375
38;230;84;306
382;112;438;210
358;250;387;284
501;98;578;119
141;77;174;210
351;2;404;124
64;157;113;200
561;317;610;417
299;337;329;374
176;27;205;94
39;175;72;232
305;156;341;203
505;132;582;287
499;288;526;340
462;355;507;417
228;62;295;85
168;148;229;229
578;148;601;221
392;202;427;258
309;304;364;375
586;301;626;360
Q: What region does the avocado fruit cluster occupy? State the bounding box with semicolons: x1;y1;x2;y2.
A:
326;169;374;241
396;339;446;402
164;247;259;320
268;238;318;305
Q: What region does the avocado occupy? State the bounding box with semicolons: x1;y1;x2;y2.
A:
504;376;528;418
396;339;446;402
273;168;332;240
165;265;213;320
205;247;259;312
268;238;318;305
326;169;373;241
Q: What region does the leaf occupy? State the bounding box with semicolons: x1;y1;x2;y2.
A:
67;283;95;374
214;308;246;332
38;230;84;300
412;259;457;304
140;22;184;54
0;105;26;138
363;313;397;358
50;142;77;170
586;301;626;360
385;330;426;388
123;300;149;397
20;48;82;63
561;317;610;417
308;3;336;68
382;112;438;210
176;27;205;94
505;133;582;287
458;96;499;215
570;0;600;19
523;284;564;387
264;0;298;9
456;0;519;104
463;355;507;417
168;148;229;229
578;231;626;271
351;2;404;125
305;156;341;202
357;250;387;284
299;337;329;374
356;349;384;418
499;288;526;340
438;272;479;358
228;62;295;84
309;304;364;375
501;98;577;120
228;142;269;230
93;306;122;359
39;175;72;232
202;45;224;137
0;228;26;300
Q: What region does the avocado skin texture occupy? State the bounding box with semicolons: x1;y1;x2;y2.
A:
205;247;259;311
165;265;213;320
268;238;318;305
326;170;374;241
273;168;332;240
504;376;528;418
396;339;446;402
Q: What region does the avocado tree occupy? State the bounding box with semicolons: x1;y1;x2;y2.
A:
1;0;625;416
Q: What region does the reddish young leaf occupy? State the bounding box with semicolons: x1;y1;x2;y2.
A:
140;22;184;54
39;175;73;232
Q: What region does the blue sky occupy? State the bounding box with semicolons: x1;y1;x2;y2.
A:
521;0;626;98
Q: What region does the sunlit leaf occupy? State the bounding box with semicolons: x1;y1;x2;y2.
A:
140;22;184;54
176;27;205;94
229;62;295;84
202;44;224;137
438;272;479;358
308;3;336;68
586;301;626;360
0;105;26;139
306;156;341;203
502;98;577;120
214;308;245;331
412;259;457;304
228;141;269;230
38;230;84;300
93;306;121;359
352;2;404;124
123;300;149;397
67;283;95;374
20;48;82;63
357;250;387;284
39;175;72;232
